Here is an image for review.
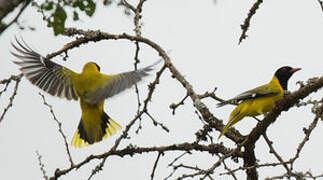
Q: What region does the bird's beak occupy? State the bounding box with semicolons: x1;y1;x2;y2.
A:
290;68;301;73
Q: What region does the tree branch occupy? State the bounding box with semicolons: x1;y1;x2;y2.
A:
49;142;236;180
39;93;74;166
0;0;31;34
0;74;22;123
238;0;263;44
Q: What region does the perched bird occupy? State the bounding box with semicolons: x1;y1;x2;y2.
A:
11;38;160;147
217;66;301;139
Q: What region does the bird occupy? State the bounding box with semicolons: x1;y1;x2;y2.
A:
217;66;301;139
10;38;161;148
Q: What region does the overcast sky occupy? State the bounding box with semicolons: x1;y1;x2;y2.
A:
0;0;323;179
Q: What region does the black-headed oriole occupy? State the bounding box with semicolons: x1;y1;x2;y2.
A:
11;38;160;147
217;66;301;139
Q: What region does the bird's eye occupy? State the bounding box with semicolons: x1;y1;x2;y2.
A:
94;63;101;72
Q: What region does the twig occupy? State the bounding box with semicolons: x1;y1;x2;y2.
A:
176;140;247;180
36;150;49;180
0;74;23;123
0;0;31;34
145;111;169;133
119;0;136;12
0;74;22;96
217;154;238;180
289;104;323;170
169;94;189;115
262;132;290;172
131;0;146;133
197;87;223;102
50;142;235;180
150;152;162;180
175;164;214;180
266;170;323;180
165;152;189;180
221;161;292;176
238;0;264;44
38;93;74;166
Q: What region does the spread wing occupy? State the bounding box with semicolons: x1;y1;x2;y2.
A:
217;84;280;107
84;60;161;104
11;37;79;100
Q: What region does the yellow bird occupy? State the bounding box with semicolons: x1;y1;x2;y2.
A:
217;66;301;139
11;38;160;147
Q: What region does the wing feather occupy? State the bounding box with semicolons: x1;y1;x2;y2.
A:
11;37;79;100
85;60;161;104
217;84;280;107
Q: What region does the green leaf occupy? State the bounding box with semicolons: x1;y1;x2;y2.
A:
73;1;85;11
52;4;67;35
84;0;96;16
73;11;79;21
103;0;113;6
41;1;54;11
72;0;96;17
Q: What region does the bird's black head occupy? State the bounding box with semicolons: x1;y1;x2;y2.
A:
274;66;301;90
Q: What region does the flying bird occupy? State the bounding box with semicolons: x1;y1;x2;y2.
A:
217;66;301;139
11;38;161;147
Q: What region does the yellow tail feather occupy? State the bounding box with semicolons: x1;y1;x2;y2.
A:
71;117;122;148
218;109;244;139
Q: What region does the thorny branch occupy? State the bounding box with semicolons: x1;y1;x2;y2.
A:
121;0;148;134
49;142;234;180
36;151;49;180
221;104;323;180
38;93;74;166
289;103;323;169
0;74;23;123
238;0;264;44
262;132;289;172
0;0;31;34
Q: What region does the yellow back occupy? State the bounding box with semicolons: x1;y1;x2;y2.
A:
73;62;107;97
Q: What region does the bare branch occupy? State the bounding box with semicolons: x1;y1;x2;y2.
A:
0;0;31;34
238;0;264;44
145;111;169;133
38;93;74;166
36;151;49;180
289;103;323;170
221;161;292;176
262;132;290;172
217;154;238;180
169;94;189;115
50;142;235;180
0;74;22;123
150;152;162;180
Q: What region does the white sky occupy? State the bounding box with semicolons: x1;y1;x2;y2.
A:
0;0;323;179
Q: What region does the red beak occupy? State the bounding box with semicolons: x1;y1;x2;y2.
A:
290;68;301;73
